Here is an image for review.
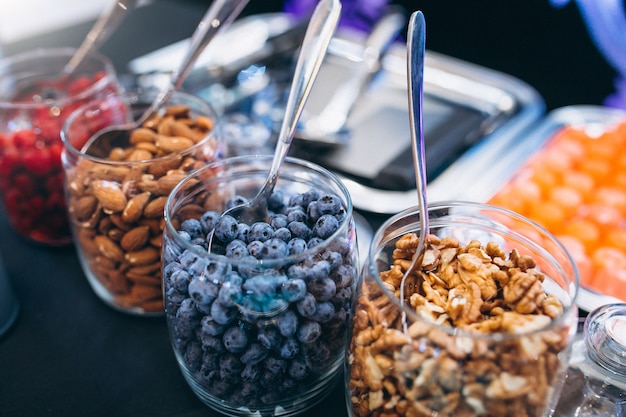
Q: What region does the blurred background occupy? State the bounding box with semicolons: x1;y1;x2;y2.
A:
0;0;616;111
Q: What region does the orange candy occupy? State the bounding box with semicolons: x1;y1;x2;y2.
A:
488;119;626;300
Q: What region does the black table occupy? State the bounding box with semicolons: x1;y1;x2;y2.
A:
0;0;612;415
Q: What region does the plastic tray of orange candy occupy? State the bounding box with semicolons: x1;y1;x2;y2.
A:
454;105;626;312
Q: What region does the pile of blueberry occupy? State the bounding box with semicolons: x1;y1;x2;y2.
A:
162;187;358;411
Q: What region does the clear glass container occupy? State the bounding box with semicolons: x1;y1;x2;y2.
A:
347;201;580;417
555;303;626;416
61;88;222;315
0;47;120;245
162;155;359;416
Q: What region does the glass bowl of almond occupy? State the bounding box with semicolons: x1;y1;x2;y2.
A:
60;88;223;315
346;201;580;417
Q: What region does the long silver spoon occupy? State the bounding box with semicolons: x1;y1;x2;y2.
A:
64;0;140;76
209;0;341;233
400;10;429;326
82;0;249;157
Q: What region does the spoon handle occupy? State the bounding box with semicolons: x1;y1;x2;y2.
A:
407;11;429;236
268;0;342;182
138;0;249;124
64;0;140;75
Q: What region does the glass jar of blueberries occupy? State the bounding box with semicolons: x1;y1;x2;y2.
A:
162;155;359;416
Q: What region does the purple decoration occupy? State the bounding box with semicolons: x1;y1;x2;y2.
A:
284;0;391;32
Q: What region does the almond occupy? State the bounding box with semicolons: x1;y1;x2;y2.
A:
156;135;195;153
92;180;127;212
196;115;214;131
94;235;125;262
72;195;98;221
127;148;154;161
122;191;151;223
164;104;190;117
120;225;150;252
125;246;160;265
143;196;168;218
156;172;187;195
147;155;182;177
129;127;158;144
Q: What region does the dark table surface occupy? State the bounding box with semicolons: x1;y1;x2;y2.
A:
0;0;615;416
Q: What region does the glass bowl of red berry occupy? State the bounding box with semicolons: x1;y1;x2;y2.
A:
162;154;360;415
0;47;120;245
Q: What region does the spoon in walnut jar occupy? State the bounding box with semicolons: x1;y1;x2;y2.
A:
82;0;249;157
207;0;342;251
399;11;429;329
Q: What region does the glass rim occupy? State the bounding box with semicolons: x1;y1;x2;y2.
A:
0;47;117;109
367;200;580;340
164;154;355;268
60;88;220;165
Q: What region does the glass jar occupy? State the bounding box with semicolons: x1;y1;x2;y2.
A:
555;303;626;416
347;201;580;417
61;89;222;315
0;47;120;245
162;155;359;416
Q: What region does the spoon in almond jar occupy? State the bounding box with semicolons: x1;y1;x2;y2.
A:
207;0;342;251
399;11;429;331
82;0;249;157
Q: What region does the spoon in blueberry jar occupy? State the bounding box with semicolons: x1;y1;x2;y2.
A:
207;0;342;251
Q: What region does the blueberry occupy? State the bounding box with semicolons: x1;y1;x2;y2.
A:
178;248;201;268
257;326;281;350
307;200;321;223
211;300;237;325
288;193;305;208
296;293;317;318
219;353;244;383
322;251;343;271
269;213;288;230
288;221;312;240
188;257;209;276
288;357;309;380
272;227;291;242
217;280;243;306
237;255;263;279
165;288;186;310
226;195;249;209
247;240;265;258
241;363;261;382
307;237;324;249
242;275;280;298
198;332;225;353
307;277;336;302
286;206;307;223
280;278;306;302
279;338;299;359
180;218;204;239
276;309;299;337
184;340;203;369
313;214;339;239
264;356;286;374
240;342;269;365
317;193;342;215
332;264;355;288
200;315;225;336
202;351;220;372
169;269;191;293
163;243;183;264
214;214;239;242
200;210;220;234
223;325;249;353
287;238;307;256
235;222;250;243
259;238;288;259
297;320;321;343
312;301;335;322
302;189;321;206
248;222;274;242
333;287;353;306
203;256;232;281
188;276;219;305
177;230;192;243
225;239;248;259
268;189;285;212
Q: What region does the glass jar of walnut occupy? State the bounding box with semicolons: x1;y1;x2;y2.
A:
346;201;580;417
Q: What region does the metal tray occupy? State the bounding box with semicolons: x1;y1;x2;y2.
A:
126;12;545;215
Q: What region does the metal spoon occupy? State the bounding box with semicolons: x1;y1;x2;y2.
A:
209;0;341;237
294;6;406;149
82;0;249;157
399;11;429;320
64;0;140;76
